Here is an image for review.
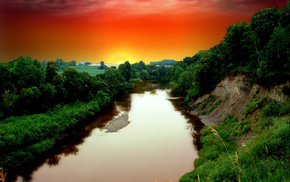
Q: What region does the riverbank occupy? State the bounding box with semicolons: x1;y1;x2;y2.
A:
0;92;110;170
180;74;290;182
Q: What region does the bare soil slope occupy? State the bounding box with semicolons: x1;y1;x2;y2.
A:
190;73;288;125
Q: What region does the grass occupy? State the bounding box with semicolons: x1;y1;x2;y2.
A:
0;91;110;169
180;97;290;182
57;66;105;76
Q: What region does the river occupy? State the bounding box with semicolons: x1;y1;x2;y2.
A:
6;80;204;182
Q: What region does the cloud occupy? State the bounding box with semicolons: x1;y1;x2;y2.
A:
0;0;286;16
213;0;287;11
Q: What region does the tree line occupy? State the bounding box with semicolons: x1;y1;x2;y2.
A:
150;59;175;66
40;59;77;71
169;2;289;101
0;57;134;118
131;60;170;79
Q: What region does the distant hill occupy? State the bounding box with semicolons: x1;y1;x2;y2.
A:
150;59;175;66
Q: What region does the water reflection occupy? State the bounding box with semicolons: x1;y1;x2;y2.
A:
168;96;205;151
6;103;119;182
7;80;203;182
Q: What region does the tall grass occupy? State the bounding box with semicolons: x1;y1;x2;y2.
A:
0;168;6;182
180;97;290;182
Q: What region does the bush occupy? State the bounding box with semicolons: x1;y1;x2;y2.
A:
243;97;268;116
262;100;281;117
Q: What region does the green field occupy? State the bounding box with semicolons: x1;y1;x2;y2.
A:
58;66;105;76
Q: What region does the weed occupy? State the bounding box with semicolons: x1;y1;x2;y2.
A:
210;127;236;169
242;144;261;182
214;99;223;106
243;97;268;116
0;168;6;182
208;106;217;113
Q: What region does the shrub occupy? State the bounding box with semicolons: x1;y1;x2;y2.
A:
243;97;268;116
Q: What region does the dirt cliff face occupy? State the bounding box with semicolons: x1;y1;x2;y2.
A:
190;73;288;125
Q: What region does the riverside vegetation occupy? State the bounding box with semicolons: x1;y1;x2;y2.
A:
0;58;133;169
0;57;171;171
167;2;290;182
0;2;289;182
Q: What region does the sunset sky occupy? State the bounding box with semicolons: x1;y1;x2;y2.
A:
0;0;287;64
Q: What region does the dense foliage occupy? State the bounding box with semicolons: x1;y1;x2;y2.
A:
0;57;132;119
169;3;290;101
131;60;171;80
0;59;134;169
0;95;110;169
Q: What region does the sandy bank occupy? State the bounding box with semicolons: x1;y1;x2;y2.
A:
104;113;130;132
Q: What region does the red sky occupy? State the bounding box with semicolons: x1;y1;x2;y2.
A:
0;0;287;64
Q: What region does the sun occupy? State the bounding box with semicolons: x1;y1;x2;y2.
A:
109;49;135;64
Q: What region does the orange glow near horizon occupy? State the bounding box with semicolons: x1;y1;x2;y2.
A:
0;0;287;64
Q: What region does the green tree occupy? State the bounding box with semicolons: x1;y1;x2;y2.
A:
251;7;281;48
257;27;290;85
0;64;12;95
45;61;58;84
68;60;77;66
118;61;132;81
62;67;83;102
17;86;42;114
140;70;149;79
177;71;193;94
222;22;251;66
158;64;167;77
12;56;45;92
39;83;57;109
99;61;106;69
280;1;290;29
102;69;131;96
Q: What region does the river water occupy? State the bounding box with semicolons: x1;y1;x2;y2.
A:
7;80;204;182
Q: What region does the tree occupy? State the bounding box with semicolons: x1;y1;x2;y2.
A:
17;86;42;114
118;61;132;81
62;67;83;102
140;70;149;80
280;1;290;29
257;27;290;85
68;60;77;66
102;69;131;96
41;60;48;67
158;64;166;77
183;57;195;65
251;7;281;48
45;61;58;84
139;61;146;70
177;71;193;94
0;64;12;95
99;61;106;69
12;56;45;92
222;22;250;66
55;59;66;70
84;62;91;66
